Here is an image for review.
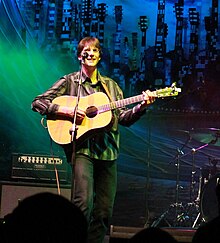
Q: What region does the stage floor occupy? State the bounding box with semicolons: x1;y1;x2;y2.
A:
107;225;196;243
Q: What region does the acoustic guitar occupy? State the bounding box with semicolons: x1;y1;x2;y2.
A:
46;83;181;145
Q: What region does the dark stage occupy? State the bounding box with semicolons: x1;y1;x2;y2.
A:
0;179;207;243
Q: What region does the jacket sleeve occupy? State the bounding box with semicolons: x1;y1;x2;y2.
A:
107;78;146;127
31;77;68;116
118;104;146;127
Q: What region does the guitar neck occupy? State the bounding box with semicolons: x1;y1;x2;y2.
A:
98;85;181;113
111;94;144;110
99;93;145;113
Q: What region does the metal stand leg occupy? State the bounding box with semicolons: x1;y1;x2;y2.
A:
192;212;200;228
150;208;171;227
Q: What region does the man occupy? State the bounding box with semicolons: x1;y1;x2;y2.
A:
31;36;155;243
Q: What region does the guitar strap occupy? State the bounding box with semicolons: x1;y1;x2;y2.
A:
101;82;113;102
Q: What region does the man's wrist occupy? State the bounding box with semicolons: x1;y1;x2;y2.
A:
133;104;146;114
57;106;74;117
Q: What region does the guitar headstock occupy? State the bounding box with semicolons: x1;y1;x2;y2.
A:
155;83;181;98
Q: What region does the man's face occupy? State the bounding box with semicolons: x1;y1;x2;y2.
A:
79;44;101;67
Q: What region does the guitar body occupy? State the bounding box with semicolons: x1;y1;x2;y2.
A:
47;92;112;145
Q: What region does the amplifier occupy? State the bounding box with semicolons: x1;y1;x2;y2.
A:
11;153;71;183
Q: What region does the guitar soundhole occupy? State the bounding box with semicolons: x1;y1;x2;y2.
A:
86;106;98;118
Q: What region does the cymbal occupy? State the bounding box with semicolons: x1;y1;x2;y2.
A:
169;129;190;135
190;128;220;146
168;129;191;140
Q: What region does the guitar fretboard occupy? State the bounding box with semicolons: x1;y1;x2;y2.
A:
97;86;180;113
99;94;144;113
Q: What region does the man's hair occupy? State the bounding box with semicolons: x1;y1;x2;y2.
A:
77;36;102;57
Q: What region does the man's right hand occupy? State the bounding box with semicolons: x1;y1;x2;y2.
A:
75;109;86;124
57;106;85;124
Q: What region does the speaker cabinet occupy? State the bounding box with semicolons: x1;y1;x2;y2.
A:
0;182;71;218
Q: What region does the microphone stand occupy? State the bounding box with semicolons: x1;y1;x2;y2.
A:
70;60;84;203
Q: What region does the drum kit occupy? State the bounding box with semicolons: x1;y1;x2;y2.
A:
151;127;220;228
